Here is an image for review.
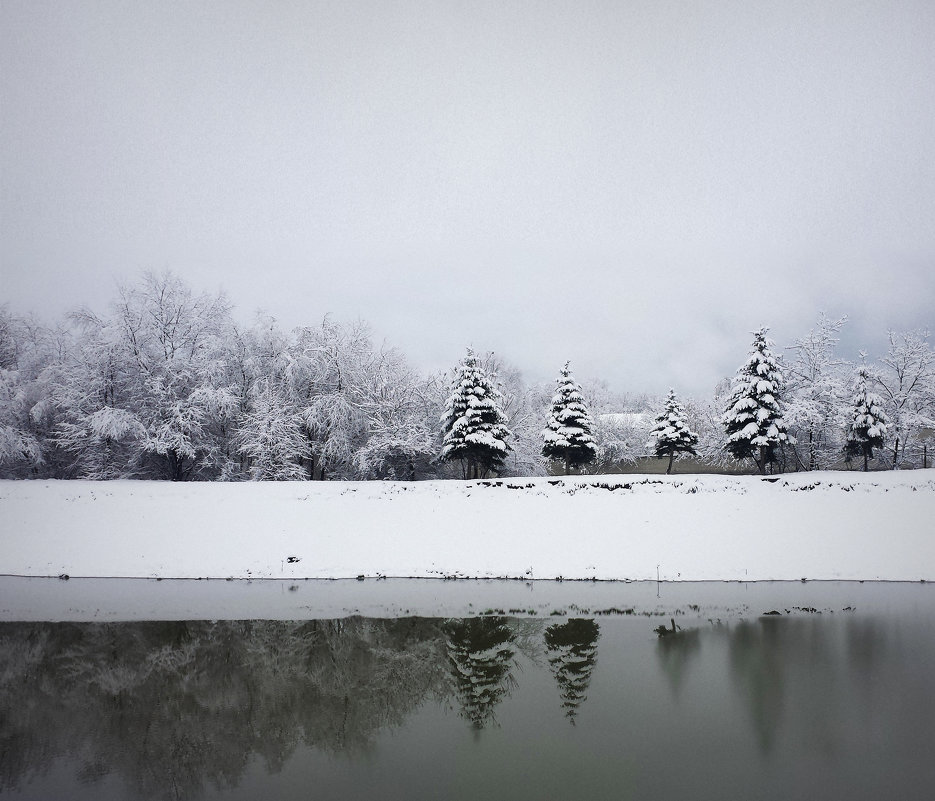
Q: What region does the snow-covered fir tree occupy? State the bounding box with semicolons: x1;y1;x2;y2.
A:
722;328;790;474
440;350;511;479
541;361;597;474
648;388;699;474
844;366;888;472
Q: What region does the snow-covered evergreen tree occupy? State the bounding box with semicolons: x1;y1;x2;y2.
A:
844;366;888;472
649;388;699;474
722;328;790;474
440;350;511;479
541;362;597;474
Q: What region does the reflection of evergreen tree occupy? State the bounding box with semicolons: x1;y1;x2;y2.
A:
444;617;516;730
544;618;600;724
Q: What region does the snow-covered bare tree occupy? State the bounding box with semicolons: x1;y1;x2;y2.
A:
875;329;933;469
0;308;52;477
110;271;236;479
783;313;849;470
648;388;699;474
722;328;790;475
291;318;373;479
440;349;511;479
50;310;145;478
683;383;734;469
236;378;310;480
578;379;650;472
844;365;888;472
354;347;439;480
476;355;547;477
0;367;44;475
541;362;597;474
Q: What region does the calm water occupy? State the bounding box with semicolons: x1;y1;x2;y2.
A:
2;607;934;799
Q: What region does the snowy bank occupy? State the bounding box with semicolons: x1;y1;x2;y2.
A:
1;471;934;582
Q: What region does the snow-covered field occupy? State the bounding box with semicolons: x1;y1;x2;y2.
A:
1;471;933;582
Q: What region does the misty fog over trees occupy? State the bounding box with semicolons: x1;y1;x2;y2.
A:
1;273;933;480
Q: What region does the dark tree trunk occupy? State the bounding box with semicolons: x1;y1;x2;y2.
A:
754;448;766;475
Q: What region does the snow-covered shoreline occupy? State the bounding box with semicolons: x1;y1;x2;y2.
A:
2;471;933;583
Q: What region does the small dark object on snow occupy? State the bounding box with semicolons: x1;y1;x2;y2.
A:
286;556;300;564
57;574;69;581
763;610;782;615
654;618;679;637
356;574;365;581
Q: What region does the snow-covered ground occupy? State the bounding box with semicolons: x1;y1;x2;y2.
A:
2;471;933;582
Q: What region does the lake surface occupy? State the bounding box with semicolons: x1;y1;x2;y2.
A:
1;584;933;799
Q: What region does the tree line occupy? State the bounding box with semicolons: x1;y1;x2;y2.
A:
1;273;932;480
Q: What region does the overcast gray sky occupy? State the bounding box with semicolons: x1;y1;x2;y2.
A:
2;0;933;396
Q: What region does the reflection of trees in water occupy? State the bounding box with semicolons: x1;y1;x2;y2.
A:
728;618;787;753
0;618;450;799
444;617;517;730
655;627;700;699
846;617;888;679
544;618;600;724
727;617;864;756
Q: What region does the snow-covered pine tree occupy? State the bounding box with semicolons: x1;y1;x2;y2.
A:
844;366;888;472
722;327;790;474
648;388;699;474
440;349;511;479
541;361;597;474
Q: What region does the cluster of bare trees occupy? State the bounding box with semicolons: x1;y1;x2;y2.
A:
1;274;932;479
1;273;447;481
